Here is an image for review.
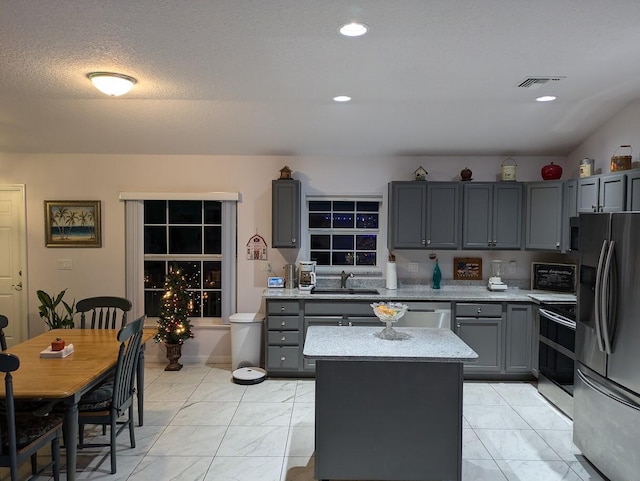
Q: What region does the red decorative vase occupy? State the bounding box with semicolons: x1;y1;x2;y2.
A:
541;162;563;180
51;339;65;351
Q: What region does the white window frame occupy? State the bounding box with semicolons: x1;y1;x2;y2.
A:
122;192;237;325
304;194;384;275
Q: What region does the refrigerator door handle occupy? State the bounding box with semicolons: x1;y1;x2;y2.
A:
594;239;608;352
601;240;615;355
576;368;640;412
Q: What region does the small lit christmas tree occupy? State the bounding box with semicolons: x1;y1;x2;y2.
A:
154;266;194;345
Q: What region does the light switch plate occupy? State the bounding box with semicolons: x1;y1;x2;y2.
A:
408;263;419;273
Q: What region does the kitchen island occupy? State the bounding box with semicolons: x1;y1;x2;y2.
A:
304;326;478;481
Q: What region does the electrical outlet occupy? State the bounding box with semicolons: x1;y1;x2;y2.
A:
408;263;419;273
57;259;73;270
509;261;517;274
260;261;271;272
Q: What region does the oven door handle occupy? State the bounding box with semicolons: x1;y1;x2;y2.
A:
539;308;576;330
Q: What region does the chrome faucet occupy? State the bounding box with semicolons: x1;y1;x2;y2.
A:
340;270;354;288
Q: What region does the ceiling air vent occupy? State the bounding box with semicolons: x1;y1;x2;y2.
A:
517;77;566;89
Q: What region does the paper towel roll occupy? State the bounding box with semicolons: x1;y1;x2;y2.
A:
386;262;397;290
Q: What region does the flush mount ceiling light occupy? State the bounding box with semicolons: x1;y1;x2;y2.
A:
339;22;368;37
333;95;352;102
536;95;557;102
87;72;137;96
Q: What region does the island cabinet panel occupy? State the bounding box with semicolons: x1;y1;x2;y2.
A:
525;181;563;251
505;304;532;373
272;179;300;248
315;360;463;481
265;300;303;375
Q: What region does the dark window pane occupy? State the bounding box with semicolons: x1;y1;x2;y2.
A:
332;235;354;250
356;252;376;265
173;261;201;289
169;226;201;254
310;235;331;249
332;252;355;265
311;251;331;265
356;213;379;229
169;201;202;224
356;202;379;212
356;234;377;250
203;291;222;317
187;291;201;317
309;213;332;228
333;201;354;211
204;261;222;289
144;226;167;254
332;213;354;228
144;291;163;317
309;201;331;211
144;200;166;224
204;201;222;224
204;226;222;254
144;261;166;288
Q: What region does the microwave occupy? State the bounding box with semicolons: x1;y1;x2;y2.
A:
569;216;580;254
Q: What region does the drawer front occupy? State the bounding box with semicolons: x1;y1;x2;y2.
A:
456;303;503;318
267;316;299;330
305;302;373;316
267;346;299;370
267;301;299;315
268;330;300;345
346;316;380;327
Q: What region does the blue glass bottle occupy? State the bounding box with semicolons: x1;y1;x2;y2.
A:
432;261;442;289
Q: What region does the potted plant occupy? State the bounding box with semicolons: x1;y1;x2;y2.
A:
37;289;76;329
153;267;194;371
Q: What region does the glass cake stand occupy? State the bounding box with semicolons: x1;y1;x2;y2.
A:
371;302;410;340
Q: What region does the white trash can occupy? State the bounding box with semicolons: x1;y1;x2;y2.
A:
229;312;264;370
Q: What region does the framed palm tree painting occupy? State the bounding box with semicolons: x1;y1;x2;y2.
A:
45;200;102;247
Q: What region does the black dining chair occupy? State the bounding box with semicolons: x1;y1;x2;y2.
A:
0;352;63;481
76;296;132;329
76;315;144;474
0;315;8;351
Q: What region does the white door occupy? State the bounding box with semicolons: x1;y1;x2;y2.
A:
0;186;27;347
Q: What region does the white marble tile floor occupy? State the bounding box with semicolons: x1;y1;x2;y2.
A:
3;364;609;481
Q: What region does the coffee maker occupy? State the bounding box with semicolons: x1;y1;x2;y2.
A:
487;260;508;291
298;261;317;291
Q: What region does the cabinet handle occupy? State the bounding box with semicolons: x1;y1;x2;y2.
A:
348;321;353;327
456;323;461;329
292;238;296;243
477;307;482;314
281;336;286;342
338;320;343;326
281;320;286;326
280;306;285;311
598;205;603;212
427;239;431;245
592;205;597;212
487;241;491;247
556;242;560;248
422;239;426;245
281;356;286;361
493;240;497;246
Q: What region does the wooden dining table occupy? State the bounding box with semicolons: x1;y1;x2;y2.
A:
5;328;155;481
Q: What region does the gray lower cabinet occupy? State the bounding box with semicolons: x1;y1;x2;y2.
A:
577;172;626;213
525;181;563;251
388;181;461;249
454;302;533;377
265;300;302;374
462;182;523;249
272;179;300;248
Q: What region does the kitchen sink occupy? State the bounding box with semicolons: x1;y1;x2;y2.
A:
311;288;380;295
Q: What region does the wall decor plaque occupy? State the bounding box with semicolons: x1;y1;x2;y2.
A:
454;257;482;280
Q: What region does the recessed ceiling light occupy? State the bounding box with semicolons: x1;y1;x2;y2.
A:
333;95;352;102
536;95;557;102
339;22;368;37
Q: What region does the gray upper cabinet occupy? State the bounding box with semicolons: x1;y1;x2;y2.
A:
462;183;523;250
388;182;460;250
562;180;578;252
272;179;300;248
577;172;626;213
626;170;640;211
525;181;563;251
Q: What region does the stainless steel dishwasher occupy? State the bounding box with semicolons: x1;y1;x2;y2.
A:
395;302;452;329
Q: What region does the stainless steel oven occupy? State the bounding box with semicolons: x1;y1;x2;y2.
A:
538;302;576;418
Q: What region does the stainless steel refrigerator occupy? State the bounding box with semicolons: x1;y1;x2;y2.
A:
574;212;640;481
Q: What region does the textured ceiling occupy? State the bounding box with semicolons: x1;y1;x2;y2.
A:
2;0;640;156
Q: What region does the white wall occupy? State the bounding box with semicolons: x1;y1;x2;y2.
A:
0;153;568;362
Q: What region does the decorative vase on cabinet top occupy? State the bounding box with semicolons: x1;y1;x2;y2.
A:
541;162;562;180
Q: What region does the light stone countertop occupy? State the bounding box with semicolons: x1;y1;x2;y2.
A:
303;326;479;362
263;286;574;303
